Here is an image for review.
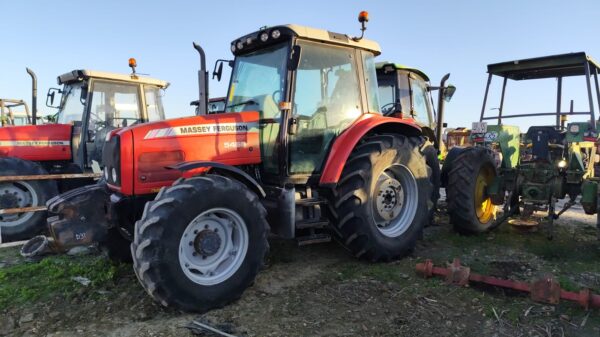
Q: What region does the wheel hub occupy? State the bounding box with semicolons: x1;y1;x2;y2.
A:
194;229;222;257
376;179;403;221
371;165;418;238
0;193;19;209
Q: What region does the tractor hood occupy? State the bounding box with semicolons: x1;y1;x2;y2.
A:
0;124;72;161
106;111;262;195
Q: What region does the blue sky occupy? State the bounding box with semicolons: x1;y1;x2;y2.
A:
1;0;599;129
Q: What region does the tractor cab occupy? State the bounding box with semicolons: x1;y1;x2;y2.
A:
375;62;455;154
48;68;168;170
376;63;434;126
223;24;381;181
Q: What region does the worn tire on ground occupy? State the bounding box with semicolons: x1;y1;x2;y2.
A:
131;174;269;312
446;147;497;234
422;142;440;225
0;157;57;241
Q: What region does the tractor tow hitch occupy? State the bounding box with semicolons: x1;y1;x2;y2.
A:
20;183;111;257
416;258;600;310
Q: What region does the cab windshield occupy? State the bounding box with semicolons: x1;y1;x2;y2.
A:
57;83;85;124
225;42;288;117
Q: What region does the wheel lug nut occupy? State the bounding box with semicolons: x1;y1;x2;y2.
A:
204;225;209;229
202;255;207;259
193;230;198;234
189;241;193;246
192;252;197;256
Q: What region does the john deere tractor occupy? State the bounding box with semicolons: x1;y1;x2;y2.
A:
444;52;600;238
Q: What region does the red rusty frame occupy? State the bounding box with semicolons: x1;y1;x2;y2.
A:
416;258;600;310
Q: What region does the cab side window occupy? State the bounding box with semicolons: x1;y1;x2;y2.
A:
410;77;433;126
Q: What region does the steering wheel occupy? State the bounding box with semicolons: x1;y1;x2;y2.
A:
272;90;282;103
381;102;398;116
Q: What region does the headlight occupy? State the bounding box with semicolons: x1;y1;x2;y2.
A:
271;30;280;39
558;159;567;168
236;41;243;50
230;44;236;52
260;32;269;42
246;37;252;45
104;168;109;180
569;124;580;133
112;167;117;182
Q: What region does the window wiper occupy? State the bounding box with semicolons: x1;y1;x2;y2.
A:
227;99;258;109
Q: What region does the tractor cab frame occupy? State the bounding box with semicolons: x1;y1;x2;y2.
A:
48;70;169;171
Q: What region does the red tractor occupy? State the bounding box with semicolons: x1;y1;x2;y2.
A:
0;62;169;241
41;14;454;312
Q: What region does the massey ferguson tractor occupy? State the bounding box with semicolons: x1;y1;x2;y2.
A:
443;52;600;239
0;61;169;241
37;13;455;312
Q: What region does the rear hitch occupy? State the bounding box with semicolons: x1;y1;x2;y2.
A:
20;183;111;257
416;258;600;310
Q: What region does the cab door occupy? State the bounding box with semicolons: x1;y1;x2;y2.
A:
288;41;364;176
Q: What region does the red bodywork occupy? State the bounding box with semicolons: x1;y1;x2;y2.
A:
319;113;421;185
111;111;261;196
0;124;72;161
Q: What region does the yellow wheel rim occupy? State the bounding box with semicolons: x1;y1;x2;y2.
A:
474;164;495;223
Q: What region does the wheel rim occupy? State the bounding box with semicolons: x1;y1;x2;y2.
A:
474;164;496;223
178;207;249;286
372;164;419;238
0;181;37;227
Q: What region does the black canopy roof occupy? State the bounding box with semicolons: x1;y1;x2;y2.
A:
487;52;600;80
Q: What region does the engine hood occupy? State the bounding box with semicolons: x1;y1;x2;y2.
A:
0;124;72;161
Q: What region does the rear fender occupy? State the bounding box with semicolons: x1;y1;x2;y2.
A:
319;114;421;186
168;161;265;198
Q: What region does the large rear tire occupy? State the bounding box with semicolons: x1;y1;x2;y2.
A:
446;147;497;234
131;174;269;312
331;134;432;261
0;158;57;241
422;142;440;224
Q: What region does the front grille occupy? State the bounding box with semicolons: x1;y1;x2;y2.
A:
102;135;121;186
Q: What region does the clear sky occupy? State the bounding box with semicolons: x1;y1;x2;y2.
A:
1;0;599;129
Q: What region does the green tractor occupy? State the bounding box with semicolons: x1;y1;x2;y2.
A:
444;52;600;238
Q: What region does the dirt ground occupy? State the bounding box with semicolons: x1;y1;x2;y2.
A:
1;199;600;337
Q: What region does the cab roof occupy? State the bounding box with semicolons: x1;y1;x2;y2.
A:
57;70;170;88
487;52;600;80
375;62;430;81
231;24;381;56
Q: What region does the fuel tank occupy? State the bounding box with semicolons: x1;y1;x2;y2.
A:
107;111;262;195
0;124;72;161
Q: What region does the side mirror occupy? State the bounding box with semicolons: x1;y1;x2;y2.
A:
213;62;224;81
212;59;233;82
289;45;302;71
46;88;62;108
443;85;456;102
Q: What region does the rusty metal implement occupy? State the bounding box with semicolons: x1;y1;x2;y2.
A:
415;258;600;310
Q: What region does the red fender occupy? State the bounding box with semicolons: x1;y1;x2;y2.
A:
319;113;421;186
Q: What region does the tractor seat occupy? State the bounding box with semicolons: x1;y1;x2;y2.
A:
524;126;565;162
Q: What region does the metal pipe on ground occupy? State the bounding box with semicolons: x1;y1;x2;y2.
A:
415;258;600;310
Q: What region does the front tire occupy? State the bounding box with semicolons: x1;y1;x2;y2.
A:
331;134;432;261
0;158;57;241
131;174;269;312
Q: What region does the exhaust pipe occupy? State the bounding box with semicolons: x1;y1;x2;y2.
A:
435;73;451;150
26;68;37;125
193;42;209;116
